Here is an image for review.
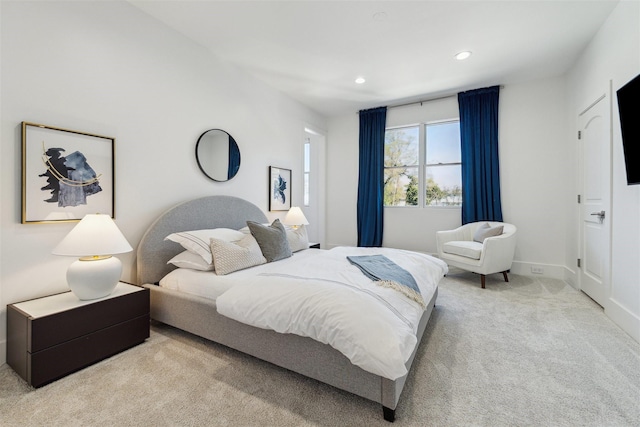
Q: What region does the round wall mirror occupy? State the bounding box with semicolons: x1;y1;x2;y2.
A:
195;129;241;182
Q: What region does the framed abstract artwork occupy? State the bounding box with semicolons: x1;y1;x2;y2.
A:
269;166;291;211
22;122;115;223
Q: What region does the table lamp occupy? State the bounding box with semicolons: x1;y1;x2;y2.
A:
52;214;133;300
283;206;309;230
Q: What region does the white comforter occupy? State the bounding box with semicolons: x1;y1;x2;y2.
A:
216;246;448;380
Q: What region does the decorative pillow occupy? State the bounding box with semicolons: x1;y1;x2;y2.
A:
165;228;245;264
473;223;504;243
286;225;310;252
167;250;214;271
238;224;266;234
246;219;292;262
240;223;309;253
210;234;266;275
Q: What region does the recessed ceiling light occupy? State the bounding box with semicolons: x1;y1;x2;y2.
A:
355;77;366;84
455;51;472;61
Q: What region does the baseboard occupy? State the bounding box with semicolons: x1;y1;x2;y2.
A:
510;261;566;279
563;266;579;290
422;257;569;281
606;298;640;343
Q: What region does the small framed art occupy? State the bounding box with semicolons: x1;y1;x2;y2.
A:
269;166;291;211
22;122;115;223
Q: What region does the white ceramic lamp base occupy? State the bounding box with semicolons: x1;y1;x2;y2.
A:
67;256;122;300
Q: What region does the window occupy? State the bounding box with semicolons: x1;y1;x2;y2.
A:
425;121;462;206
383;120;461;207
384;126;419;206
303;138;310;206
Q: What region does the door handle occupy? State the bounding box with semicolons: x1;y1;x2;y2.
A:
590;210;605;223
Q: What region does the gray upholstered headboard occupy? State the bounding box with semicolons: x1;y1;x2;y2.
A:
136;195;268;285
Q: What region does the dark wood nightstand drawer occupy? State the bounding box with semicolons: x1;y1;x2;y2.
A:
29;315;149;387
29;289;149;352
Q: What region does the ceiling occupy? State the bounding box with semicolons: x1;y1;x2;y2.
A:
130;1;619;117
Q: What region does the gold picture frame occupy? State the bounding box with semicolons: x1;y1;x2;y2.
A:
22;122;115;223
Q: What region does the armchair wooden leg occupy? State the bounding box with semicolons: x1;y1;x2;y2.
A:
481;275;486;289
502;271;509;282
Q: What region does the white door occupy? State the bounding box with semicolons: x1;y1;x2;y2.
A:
579;90;611;307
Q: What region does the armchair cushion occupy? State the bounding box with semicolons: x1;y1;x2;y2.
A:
442;241;483;260
473;223;504;243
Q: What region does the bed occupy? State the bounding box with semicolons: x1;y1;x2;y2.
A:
136;195;446;422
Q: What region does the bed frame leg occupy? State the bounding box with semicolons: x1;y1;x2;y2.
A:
383;406;395;422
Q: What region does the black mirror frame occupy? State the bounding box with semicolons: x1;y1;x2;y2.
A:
195;128;241;182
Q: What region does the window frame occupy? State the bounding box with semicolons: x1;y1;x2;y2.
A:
303;138;310;207
383;124;421;208
383;118;461;208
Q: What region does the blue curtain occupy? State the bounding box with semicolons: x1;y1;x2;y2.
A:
458;86;503;224
357;106;387;247
227;139;241;180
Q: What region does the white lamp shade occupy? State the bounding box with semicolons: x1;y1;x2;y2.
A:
52;214;133;256
283;207;309;226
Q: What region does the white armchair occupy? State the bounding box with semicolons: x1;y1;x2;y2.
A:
436;222;517;288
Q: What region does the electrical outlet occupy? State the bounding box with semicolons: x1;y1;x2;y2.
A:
531;266;544;274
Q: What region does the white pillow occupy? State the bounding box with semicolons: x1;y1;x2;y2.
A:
165;228;245;264
473;223;504;243
286;225;309;252
210;234;266;275
167;250;214;271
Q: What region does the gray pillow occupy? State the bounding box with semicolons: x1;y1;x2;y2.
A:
473;223;504;243
247;219;293;262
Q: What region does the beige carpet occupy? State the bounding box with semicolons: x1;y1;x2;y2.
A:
2;270;639;426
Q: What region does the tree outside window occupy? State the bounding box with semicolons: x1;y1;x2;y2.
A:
384;126;419;206
425;121;462;206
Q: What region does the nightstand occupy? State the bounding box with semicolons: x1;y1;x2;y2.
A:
309;242;320;249
7;282;149;388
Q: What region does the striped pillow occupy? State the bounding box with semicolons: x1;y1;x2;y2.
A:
165;228;245;264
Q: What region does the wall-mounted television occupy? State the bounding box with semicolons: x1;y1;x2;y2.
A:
617;73;640;185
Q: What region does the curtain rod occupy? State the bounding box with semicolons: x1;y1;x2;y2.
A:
359;85;505;113
388;94;456;109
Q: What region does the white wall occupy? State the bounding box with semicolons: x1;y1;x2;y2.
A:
566;0;640;341
499;77;571;278
326;78;570;279
325;113;359;247
0;1;325;364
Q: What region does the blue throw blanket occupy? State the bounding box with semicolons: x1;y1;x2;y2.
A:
347;255;425;308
